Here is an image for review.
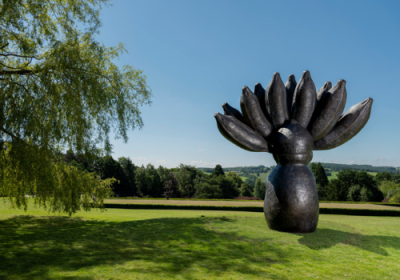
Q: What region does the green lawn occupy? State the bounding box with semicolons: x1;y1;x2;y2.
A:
1;201;400;279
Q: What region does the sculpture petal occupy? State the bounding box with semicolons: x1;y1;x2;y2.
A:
240;86;273;139
316;81;332;103
265;72;289;128
214;113;270;152
285;74;297;115
254;83;271;122
313;98;373;150
308;80;347;140
291;70;317;128
222;102;246;124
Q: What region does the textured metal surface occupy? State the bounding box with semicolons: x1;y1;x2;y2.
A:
266;72;289;128
291;71;316;128
214;113;270;152
213;70;373;233
308;80;347;140
222;102;246;124
314;97;373;150
240;86;272;139
265;120;319;233
285;74;297;116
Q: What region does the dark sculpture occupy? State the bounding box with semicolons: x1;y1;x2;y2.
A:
214;71;373;233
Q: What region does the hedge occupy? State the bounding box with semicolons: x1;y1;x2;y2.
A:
103;203;400;217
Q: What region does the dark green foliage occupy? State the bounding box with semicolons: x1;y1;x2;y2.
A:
311;163;329;200
393;174;400;184
316;184;327;201
194;183;223;199
254;178;265;200
314;163;399;174
95;156;132;197
311;163;329;187
337;169;357;188
348;185;361;201
118;157;137;195
0;0;151;213
355;171;383;202
135;164;163;197
245;174;257;188
211;164;225;177
210;176;240;199
375;172;392;185
240;183;254;197
163;173;180;198
175;164;202;198
225;172;243;190
325;179;348;201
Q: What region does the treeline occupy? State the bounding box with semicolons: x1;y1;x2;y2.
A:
311;163;400;203
317;163;399;174
198;165;271;175
64;151;263;199
65;151;400;202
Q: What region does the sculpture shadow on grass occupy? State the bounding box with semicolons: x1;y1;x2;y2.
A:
297;228;400;256
0;215;286;280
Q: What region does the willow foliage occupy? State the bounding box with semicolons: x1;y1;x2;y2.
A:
0;0;151;214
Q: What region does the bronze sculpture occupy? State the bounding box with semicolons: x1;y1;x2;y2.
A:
214;71;373;233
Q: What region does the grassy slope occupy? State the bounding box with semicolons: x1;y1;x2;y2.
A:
1;201;400;279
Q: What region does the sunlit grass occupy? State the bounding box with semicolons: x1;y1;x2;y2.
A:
1;201;399;279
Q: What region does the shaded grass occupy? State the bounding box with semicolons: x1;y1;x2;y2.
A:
1;202;400;279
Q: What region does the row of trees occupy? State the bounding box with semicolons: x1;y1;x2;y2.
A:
310;163;400;202
65;152;262;199
65;152;399;202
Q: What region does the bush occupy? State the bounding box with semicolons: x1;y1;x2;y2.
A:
194;183;223;199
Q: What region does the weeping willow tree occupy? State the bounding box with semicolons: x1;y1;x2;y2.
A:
0;0;152;214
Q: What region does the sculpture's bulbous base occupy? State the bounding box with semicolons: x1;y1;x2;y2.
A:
264;164;319;233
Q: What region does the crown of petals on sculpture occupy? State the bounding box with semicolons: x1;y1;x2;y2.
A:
214;71;373;153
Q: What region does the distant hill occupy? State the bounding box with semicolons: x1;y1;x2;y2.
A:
198;165;271;174
198;163;399;174
318;163;398;174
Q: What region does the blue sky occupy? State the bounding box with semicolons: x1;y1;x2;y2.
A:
97;0;400;168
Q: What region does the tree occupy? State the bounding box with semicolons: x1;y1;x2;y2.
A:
174;164;200;198
210;176;240;199
337;169;357;189
325;179;348;201
375;172;392;185
379;180;400;200
163;173;180;198
194;182;222;199
240;182;253;197
118;157;137;195
95;155;131;197
315;163;329;187
211;164;225;177
135;164;163;197
347;185;361;201
254;178;265;200
226;172;243;189
0;0;151;214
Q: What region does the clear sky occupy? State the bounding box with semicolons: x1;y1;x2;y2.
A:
96;0;400;168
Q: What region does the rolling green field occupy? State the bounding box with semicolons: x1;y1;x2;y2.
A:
1;201;400;279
